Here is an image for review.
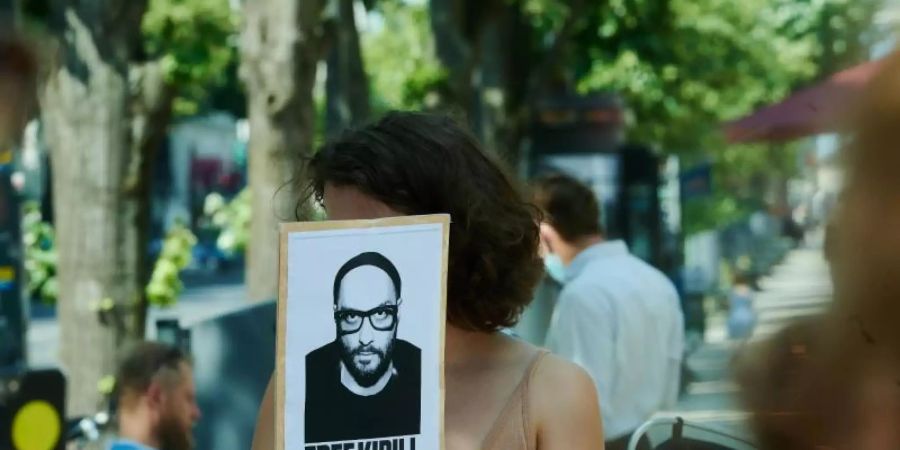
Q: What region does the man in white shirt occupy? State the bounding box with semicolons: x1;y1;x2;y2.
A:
533;174;684;450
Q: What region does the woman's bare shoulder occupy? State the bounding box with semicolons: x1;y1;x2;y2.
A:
532;352;597;402
530;353;604;449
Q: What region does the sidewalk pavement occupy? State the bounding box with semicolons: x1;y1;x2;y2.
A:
658;245;833;440
27;282;248;368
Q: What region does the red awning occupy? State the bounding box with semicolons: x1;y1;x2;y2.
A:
723;59;885;143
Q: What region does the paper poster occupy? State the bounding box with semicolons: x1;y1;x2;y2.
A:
277;215;449;450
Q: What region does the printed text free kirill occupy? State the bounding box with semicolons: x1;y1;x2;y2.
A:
305;436;417;450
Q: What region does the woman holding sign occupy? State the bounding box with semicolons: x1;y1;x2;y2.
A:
253;112;604;450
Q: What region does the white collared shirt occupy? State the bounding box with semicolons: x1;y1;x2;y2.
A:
545;240;684;440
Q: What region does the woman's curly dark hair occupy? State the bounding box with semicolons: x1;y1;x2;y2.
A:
306;111;543;332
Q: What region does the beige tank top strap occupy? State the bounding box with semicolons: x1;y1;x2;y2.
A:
481;348;551;450
521;349;550;450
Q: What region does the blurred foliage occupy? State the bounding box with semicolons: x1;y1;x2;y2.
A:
564;0;876;233
203;189;251;255
142;0;238;116
203;187;334;255
206;53;248;117
682;193;751;237
202;188;328;256
21;202;57;303
23;201;197;307
575;0;829;154
683;142;803;233
146;222;197;307
397;0;871;232
361;0;449;112
97;374;116;396
22;0;238;115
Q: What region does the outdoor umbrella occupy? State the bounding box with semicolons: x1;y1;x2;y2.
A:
724;58;884;143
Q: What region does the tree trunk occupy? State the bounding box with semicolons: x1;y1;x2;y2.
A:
491;0;588;166
428;0;526;159
39;0;149;415
241;0;326;302
129;62;175;332
474;10;507;156
325;0;370;137
429;0;476;120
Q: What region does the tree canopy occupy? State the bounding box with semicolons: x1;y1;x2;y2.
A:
574;0;877;156
353;0;877;231
361;0;447;112
142;0;238;116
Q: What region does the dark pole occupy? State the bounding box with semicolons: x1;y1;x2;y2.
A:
0;8;32;369
0;162;25;369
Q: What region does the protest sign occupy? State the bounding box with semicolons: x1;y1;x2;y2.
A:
277;215;449;450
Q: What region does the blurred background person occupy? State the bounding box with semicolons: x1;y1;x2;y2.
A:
727;272;756;341
737;50;900;450
110;342;202;450
532;173;684;450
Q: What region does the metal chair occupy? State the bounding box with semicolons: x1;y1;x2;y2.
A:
627;417;757;450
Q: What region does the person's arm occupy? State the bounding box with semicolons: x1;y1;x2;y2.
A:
252;375;275;450
533;354;605;449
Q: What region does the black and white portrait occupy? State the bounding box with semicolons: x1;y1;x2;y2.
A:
279;216;447;450
304;252;421;443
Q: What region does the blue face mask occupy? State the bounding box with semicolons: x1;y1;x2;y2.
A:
543;254;567;283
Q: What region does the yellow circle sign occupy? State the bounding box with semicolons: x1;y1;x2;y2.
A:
11;400;61;450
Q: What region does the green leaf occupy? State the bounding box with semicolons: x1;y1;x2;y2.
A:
40;278;58;303
99;297;116;312
146;222;197;307
98;375;116;396
204;192;226;215
202;189;250;254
